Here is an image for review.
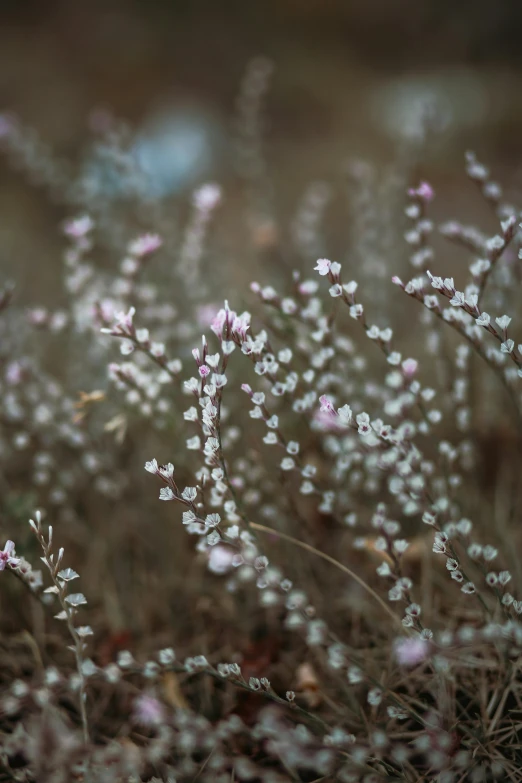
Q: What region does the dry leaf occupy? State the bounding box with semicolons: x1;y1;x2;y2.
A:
296;662;321;708
161;671;189;710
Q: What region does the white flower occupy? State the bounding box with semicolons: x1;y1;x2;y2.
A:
159;487;175;501
377;561;391;577
367;688;382;706
207;531;221;546
449;291;465;307
144;459;158;474
314;258;331;276
343;280;358;295
486;235;504;252
205;513;221;528
476;312;490;327
222;341;235;356
57;568;79;582
501;339;514;354
424;294;439;310
281;298;297;314
159;463;174;479
206;353;220;369
128;233;162;257
213;373;228;388
495;315;512;331
278;348;292;363
204;437;220;455
356;412;371;435
501;215;517;234
158;648;176;665
393;540;410;555
76;626;94;638
470;259;490;277
300;481;315;495
65;593;88;607
426;271;443;290
150;342;165;358
184;378;199;393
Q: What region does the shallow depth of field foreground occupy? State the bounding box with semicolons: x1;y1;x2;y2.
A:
1;4;522;782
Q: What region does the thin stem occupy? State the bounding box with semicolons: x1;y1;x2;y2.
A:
32;520;90;743
249;521;403;630
52;576;90;743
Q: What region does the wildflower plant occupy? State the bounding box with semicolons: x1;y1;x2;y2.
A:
1;69;522;781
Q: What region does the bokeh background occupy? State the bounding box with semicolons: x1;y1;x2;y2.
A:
3;0;522;303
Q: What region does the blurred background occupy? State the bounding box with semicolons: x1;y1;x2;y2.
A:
2;0;522;302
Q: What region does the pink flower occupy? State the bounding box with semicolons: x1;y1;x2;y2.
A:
199;365;210;378
128;233;162;258
312;409;344;432
208;545;235;575
132;693;165;726
63;215;94;239
27;308;49;327
210;309;227;337
394;637;430;667
192;183;222;211
0;541;20;571
402;358;418;378
319;395;336;415
113;307;136;333
314;258;332;276
408;182;434;203
231;312;251;340
5;361;23;385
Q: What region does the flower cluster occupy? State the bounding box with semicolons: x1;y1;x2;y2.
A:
1;90;522;780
